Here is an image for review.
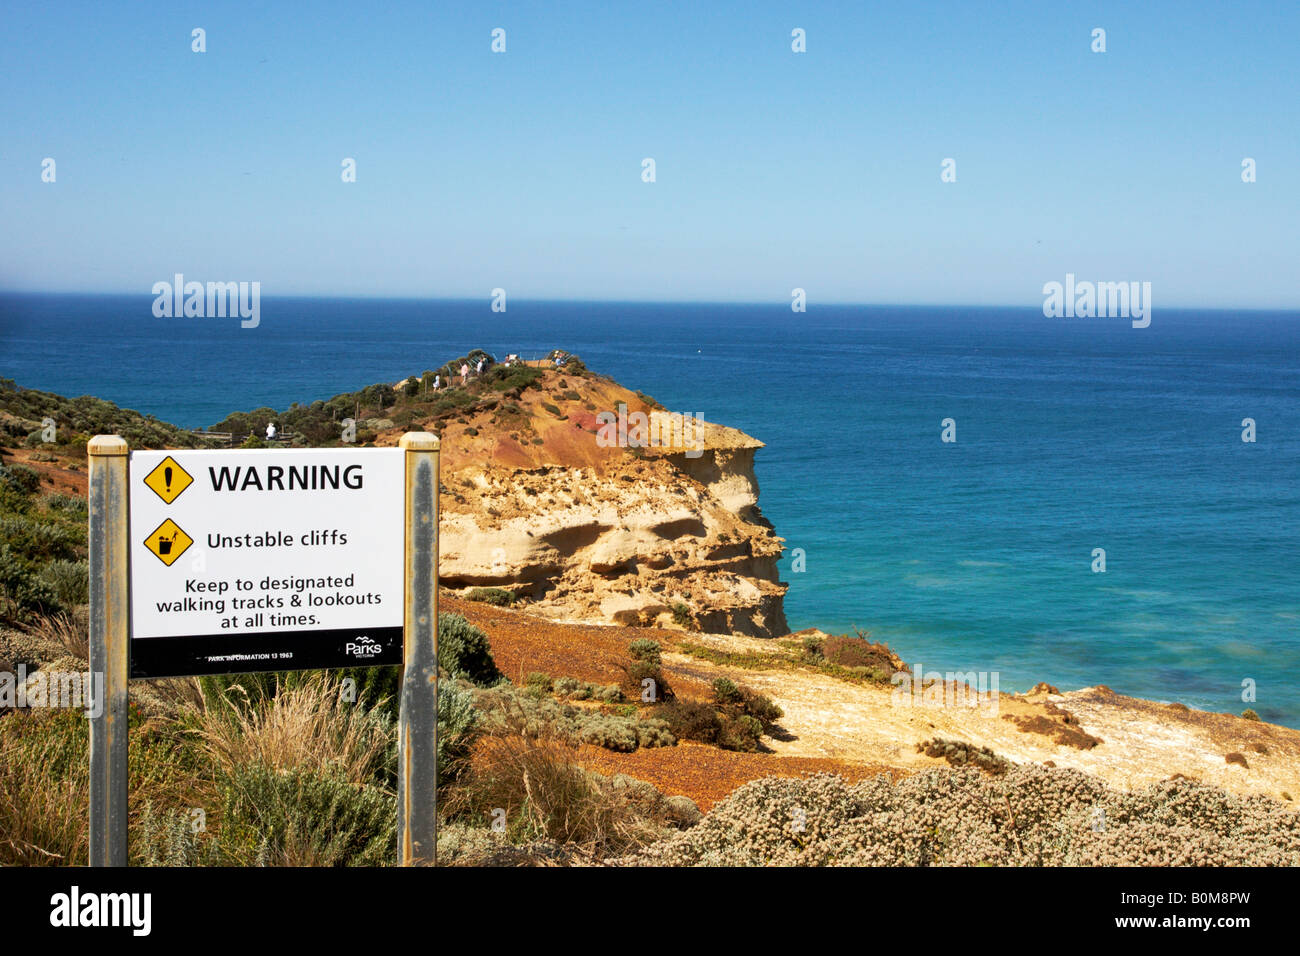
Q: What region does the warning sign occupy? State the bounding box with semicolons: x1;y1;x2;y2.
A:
144;518;193;566
142;455;193;504
128;448;405;678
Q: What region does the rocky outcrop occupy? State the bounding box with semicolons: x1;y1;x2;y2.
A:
390;363;789;637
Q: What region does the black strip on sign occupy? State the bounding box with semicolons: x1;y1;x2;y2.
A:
129;626;404;679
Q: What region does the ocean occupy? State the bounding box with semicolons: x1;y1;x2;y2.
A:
3;293;1298;725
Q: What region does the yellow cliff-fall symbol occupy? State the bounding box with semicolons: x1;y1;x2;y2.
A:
143;455;194;504
144;518;193;567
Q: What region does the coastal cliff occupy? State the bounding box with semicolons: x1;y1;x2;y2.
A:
5;361;1297;817
383;362;790;637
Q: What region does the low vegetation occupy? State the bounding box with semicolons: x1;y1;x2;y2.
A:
627;766;1300;867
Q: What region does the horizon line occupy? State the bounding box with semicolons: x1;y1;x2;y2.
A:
2;287;1298;314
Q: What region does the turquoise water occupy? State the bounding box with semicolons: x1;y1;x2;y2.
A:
3;294;1298;724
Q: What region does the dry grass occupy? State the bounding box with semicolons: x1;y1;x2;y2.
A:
444;732;668;856
195;674;395;785
0;714;89;865
21;610;88;660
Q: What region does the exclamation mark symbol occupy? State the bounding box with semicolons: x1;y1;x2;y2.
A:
164;466;173;494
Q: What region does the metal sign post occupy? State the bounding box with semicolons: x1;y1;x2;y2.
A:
88;436;130;867
398;432;440;865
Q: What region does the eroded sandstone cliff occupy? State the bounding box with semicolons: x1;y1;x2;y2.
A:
378;360;789;637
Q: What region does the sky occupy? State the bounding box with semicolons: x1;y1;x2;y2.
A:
1;0;1297;307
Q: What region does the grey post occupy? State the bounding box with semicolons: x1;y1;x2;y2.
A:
88;435;130;866
398;432;440;865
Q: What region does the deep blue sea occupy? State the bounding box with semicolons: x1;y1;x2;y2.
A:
3;294;1298;725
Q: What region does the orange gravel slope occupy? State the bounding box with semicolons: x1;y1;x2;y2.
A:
445;594;901;810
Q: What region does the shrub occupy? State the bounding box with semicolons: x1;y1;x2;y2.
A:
712;677;741;707
436;678;480;786
465;587;515;606
628;638;662;667
0;463;41;497
43;493;88;519
626;642;660;665
488;366;544;393
653;699;722;745
37;559;89;608
1242;709;1260;721
437;612;504;686
0;705;205;867
552;676;622;703
720;714;765;752
0;514;82;564
711;677;783;729
623;659;672;702
216;763;395;866
524;672;553;697
137;804;221;866
918;737;1010;776
627;766;1300;867
472;683;668;753
0;543;61;621
442;735;670;853
819;632;901;683
671;603;693;628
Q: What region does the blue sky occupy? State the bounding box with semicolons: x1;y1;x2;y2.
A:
2;0;1297;307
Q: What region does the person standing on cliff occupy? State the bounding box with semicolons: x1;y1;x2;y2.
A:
476;358;484;377
460;363;469;385
432;374;440;391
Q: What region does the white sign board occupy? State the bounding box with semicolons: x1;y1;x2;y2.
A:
128;448;404;678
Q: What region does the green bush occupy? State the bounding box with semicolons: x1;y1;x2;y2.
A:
719;681;782;727
628;639;662;667
437;678;480;785
553;676;622;703
651;680;783;754
472;683;673;753
0;543;61;620
37;559;89;608
438;612;504;686
653;699;722;745
524;672;553;697
465;587;515;606
137;805;221;866
623;659;672;702
43;493;88;519
216;763;395;866
0;464;41;497
720;714;764;752
712;677;741;707
0;514;82;564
